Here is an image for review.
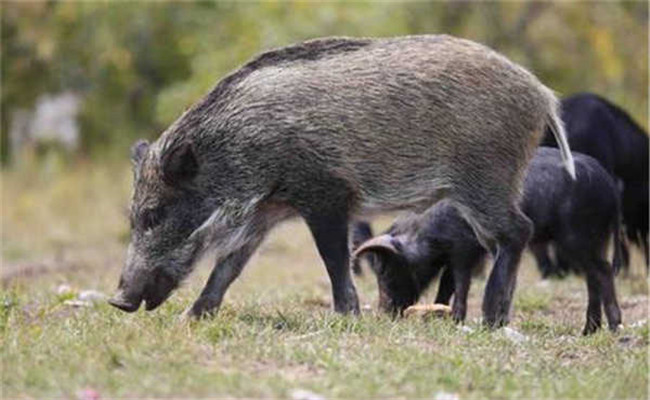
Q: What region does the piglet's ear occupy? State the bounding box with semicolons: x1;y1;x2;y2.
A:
161;141;199;186
130;140;150;166
352;234;399;260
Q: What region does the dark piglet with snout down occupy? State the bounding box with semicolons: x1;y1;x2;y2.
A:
109;35;574;328
355;148;623;334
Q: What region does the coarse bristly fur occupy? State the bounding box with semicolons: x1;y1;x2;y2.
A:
109;35;574;326
355;148;623;335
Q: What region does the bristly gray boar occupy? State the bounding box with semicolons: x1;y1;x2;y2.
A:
108;35;575;326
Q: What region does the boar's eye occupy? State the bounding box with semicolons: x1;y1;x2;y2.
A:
139;207;166;231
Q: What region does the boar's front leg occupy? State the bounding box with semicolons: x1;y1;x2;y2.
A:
303;210;360;315
186;233;265;318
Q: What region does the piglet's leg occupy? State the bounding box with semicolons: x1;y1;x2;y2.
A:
451;261;474;323
434;267;455;306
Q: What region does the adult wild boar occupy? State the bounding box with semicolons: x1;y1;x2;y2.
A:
108;35;574;327
354;148;623;334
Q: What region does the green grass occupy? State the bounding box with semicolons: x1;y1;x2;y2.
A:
1;162;648;399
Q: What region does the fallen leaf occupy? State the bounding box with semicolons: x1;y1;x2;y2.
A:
404;303;452;319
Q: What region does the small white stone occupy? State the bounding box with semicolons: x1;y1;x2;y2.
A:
78;290;107;302
56;284;73;295
629;319;647;328
503;327;528;344
290;389;326;400
64;300;92;308
460;325;474;333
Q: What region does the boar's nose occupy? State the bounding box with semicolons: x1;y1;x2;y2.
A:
108;290;142;313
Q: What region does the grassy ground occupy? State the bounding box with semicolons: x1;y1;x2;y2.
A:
2;161;648;399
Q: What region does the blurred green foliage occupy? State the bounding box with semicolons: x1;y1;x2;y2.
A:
1;1;647;165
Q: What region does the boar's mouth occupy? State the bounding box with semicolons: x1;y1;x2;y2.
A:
143;289;171;311
144;297;165;311
142;269;177;311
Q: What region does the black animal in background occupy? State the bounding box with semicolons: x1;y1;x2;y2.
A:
541;93;648;266
354;148;624;335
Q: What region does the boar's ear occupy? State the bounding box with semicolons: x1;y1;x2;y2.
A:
130;140;150;166
160;141;199;186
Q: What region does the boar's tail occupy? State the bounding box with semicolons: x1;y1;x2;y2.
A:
545;95;576;180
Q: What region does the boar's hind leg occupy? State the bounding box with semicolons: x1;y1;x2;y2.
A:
186;233;266;318
455;197;532;328
303;210;360;315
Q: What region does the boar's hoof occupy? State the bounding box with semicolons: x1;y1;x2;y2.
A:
483;314;509;330
183;298;221;320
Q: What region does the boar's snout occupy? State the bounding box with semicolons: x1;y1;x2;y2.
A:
108;290;142;313
110;258;179;313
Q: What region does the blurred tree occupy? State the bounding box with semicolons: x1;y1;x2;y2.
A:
1;2;196;162
1;1;647;166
